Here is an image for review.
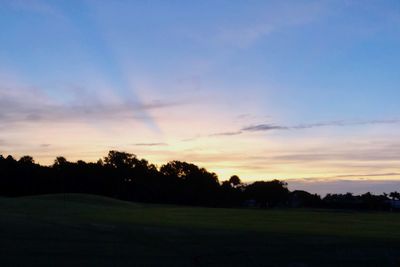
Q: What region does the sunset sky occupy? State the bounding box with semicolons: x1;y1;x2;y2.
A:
1;0;400;194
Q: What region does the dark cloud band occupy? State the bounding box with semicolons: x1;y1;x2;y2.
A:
241;119;400;132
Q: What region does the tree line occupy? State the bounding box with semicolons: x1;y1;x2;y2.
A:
0;151;399;210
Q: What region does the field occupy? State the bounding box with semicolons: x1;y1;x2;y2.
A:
0;194;399;266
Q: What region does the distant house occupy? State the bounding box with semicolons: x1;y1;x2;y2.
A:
388;200;400;209
243;199;257;208
288;190;321;208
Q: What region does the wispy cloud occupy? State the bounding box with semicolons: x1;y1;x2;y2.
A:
333;173;400;178
242;124;288;132
40;144;51;148
186;118;400;141
286;173;400;183
259;144;400;163
217;24;274;48
0;85;182;126
209;131;243;137
288;178;400;196
241;119;400;133
183;1;327;49
133;143;168;147
231;1;325;48
292;119;400;129
1;0;65;19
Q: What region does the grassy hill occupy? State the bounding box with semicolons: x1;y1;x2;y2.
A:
0;194;399;266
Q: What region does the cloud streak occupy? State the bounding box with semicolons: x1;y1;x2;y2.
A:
133;143;168;147
0;86;182;126
195;1;328;49
241;119;400;132
242;124;288;132
288;178;400;196
1;0;63;18
207;119;400;139
209;131;243;137
333;173;400;178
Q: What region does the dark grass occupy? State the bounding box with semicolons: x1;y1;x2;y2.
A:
0;194;399;266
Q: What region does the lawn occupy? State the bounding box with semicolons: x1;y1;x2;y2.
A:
0;194;399;266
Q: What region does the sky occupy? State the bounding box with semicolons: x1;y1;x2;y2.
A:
1;0;400;194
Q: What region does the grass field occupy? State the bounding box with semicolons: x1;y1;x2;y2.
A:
0;194;399;266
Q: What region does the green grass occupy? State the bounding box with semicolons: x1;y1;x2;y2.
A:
0;194;399;266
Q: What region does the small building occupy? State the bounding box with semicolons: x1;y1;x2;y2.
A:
388;200;400;209
243;199;257;208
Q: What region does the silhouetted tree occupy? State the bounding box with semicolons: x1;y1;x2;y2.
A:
229;175;242;187
18;156;35;165
245;180;289;208
160;161;220;205
53;156;68;167
0;151;397;210
104;151;137;169
390;191;400;200
219;175;244;207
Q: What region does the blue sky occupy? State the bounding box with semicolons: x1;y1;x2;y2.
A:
1;0;400;194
